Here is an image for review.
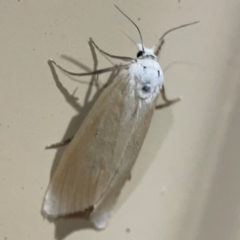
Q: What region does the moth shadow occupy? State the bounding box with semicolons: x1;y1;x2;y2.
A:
45;40;119;239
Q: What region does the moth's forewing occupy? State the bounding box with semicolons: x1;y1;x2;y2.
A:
90;85;156;228
43;74;157;228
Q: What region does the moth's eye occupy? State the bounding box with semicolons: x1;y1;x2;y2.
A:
142;85;150;93
137;51;143;58
158;70;160;77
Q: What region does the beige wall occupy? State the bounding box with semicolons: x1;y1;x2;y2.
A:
1;0;240;239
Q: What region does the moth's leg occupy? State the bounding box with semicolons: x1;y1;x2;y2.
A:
50;58;130;76
90;38;136;62
156;85;181;110
45;137;73;149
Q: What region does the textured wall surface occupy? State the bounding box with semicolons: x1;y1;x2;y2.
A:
1;0;240;239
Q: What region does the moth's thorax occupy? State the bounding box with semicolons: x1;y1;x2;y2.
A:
128;48;164;103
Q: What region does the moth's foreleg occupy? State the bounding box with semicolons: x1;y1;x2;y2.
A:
156;85;181;110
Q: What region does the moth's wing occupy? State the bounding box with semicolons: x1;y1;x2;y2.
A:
43;77;127;216
90;95;156;229
43;74;156;228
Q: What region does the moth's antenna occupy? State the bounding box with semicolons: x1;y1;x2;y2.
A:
115;5;145;53
153;21;200;53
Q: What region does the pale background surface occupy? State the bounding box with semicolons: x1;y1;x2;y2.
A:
1;0;240;239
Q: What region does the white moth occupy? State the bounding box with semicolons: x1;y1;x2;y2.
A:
42;5;198;229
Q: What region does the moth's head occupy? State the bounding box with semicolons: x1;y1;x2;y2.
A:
136;44;157;60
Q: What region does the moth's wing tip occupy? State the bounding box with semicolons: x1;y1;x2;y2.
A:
41;201;52;218
41;206;51;219
41;190;59;218
41;203;60;223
